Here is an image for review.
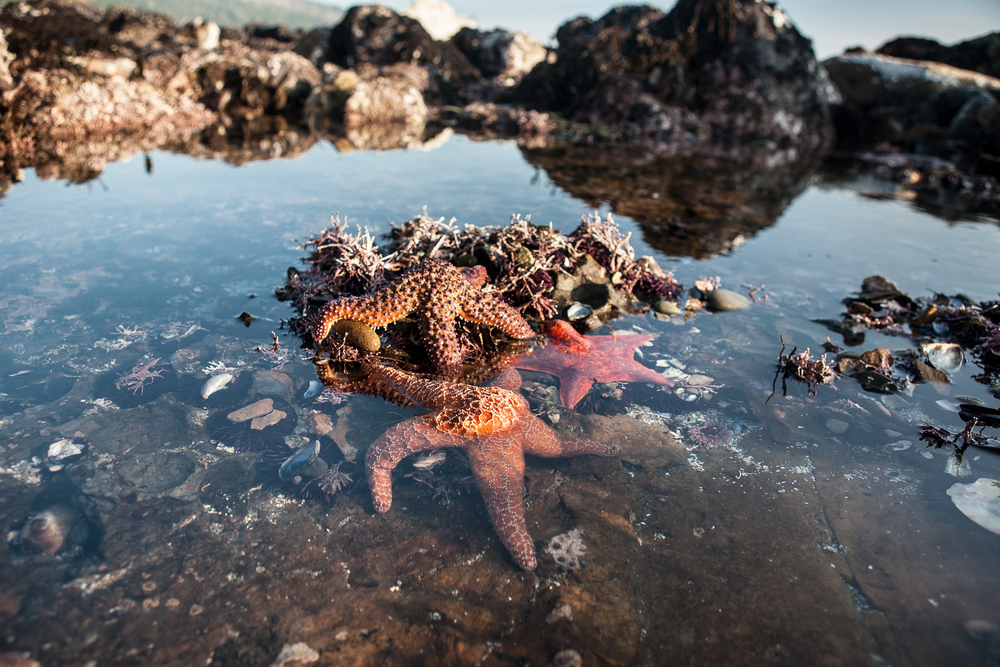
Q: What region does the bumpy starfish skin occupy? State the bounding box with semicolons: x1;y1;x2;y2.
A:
312;260;534;375
365;364;616;570
514;319;673;409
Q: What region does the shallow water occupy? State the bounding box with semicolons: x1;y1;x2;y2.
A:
1;133;1000;666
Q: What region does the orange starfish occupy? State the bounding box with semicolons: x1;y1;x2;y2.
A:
311;260;535;376
365;364;617;570
513;319;673;409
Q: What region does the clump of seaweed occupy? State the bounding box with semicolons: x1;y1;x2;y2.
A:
282;210;682;378
114;358;166;395
300;462;354;503
768;336;835;402
920;420;999;465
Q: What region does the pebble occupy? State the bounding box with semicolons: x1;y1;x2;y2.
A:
826;418;849;434
687;374;714;386
654;300;682;316
707;288;751;311
228;399;274;423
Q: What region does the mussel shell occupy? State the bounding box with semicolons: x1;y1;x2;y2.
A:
279;441;320;481
923;342;964;373
958;404;1000;429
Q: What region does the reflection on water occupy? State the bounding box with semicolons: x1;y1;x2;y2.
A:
1;135;1000;665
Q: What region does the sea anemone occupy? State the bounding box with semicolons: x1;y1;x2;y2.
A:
687;420;734;449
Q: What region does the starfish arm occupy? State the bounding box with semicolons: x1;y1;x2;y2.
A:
467;441;536;570
487;368;523;392
592;362;674;388
458;291;536;341
313;290;418;342
420;301;464;376
560;376;597;410
365;418;458;513
517;417;618;458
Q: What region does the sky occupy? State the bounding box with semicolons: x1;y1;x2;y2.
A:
370;0;1000;59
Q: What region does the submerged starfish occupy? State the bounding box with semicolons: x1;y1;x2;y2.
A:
365;364;617;570
514;319;673;409
312;260;535;376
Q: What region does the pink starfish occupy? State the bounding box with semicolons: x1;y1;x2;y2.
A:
513;320;673;409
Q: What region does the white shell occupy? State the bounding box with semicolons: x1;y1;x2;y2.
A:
303;380;323;398
923;343;964;373
200;373;233;399
948;478;1000;533
566;302;594;321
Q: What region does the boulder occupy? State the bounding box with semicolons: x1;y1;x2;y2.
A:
184;45;321;117
102;5;177;50
824;52;1000;162
324;4;477;84
878;32;1000;80
823;53;1000;108
507;1;839;156
451;28;547;86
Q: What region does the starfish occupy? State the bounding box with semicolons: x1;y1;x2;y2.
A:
513;319;673;409
364;364;617;570
311;260;535;376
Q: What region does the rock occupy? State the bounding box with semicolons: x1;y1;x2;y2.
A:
0;28;14;91
508;1;839;156
451;27;547;86
878;32;1000;80
250;371;294;396
707;289;750;312
186;46;321;117
824;52;1000;165
401;0;476;41
823;53;1000;108
342;63;430;149
103;5;177;50
194;19;221;50
826;418;849;434
324;5;477;83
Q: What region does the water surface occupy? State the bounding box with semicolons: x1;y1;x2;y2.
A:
1;134;999;666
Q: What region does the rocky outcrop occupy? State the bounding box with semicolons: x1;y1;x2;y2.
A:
0;0;328;185
824;52;1000;169
507;1;840;159
877;32;1000;80
451;28;547;87
323;5;477;84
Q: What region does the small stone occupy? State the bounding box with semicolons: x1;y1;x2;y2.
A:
227;399;274;423
654;300;682;316
250;409;287;430
687;374;714;386
309;413;334;436
826;418;849;434
707;288;750;311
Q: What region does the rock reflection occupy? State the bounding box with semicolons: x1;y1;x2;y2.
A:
521;142;817;259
